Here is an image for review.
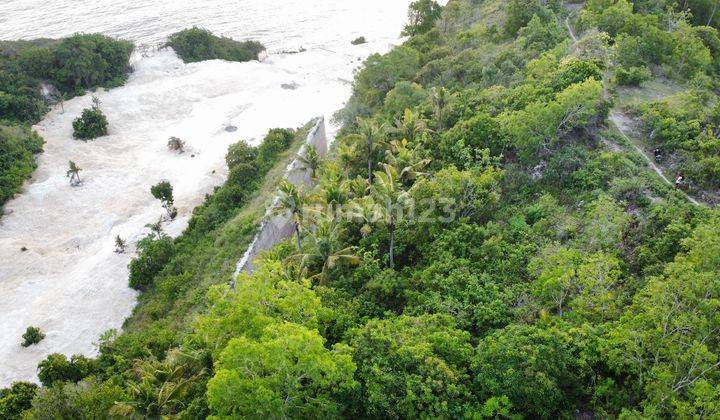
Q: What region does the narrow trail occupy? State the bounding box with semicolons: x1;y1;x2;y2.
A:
609;112;700;206
565;14;578;42
563;6;701;206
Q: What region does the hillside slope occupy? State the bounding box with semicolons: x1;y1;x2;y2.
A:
4;0;720;418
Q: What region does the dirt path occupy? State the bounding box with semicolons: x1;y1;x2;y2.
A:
609;112;700;205
564;6;701;206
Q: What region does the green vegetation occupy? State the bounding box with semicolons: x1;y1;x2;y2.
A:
20;326;44;347
167;27;265;63
0;125;43;206
150;180;177;219
0;382;37;420
0;33;133;208
351;36;367;45
72;105;108;140
8;0;720;418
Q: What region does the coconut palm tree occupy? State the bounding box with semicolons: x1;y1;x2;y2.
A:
430;86;450;131
336;141;356;177
145;216;165;239
391;108;430;143
291;218;360;284
385;139;431;185
370;164;410;268
66;161;82;186
269;180;308;252
115;235;127;253
110;349;205;417
296;144;322;179
356;118;387;183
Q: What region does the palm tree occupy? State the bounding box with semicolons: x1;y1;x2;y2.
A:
115;235;127;253
384;139;431;185
357;118;387;183
110;349;205;417
269;180;308;252
66;161;82;186
430;86;450;131
291;219;360;284
296;144;322;179
337;141;356;177
348;195;377;238
315;167;350;222
370;164;410;268
392;108;430;143
145;216;165;239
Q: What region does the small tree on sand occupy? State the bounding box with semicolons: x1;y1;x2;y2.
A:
145;216;165;239
115;235;127;253
151;181;177;219
73;96;108;140
21;326;45;347
167;136;186;153
66;161;82;186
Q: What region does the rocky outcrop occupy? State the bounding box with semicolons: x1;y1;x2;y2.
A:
234;117;327;277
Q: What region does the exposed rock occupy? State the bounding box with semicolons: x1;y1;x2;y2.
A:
281;82;300;90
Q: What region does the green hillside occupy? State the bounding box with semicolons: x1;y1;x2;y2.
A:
4;0;720;418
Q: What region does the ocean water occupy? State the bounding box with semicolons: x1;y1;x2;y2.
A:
0;0;413;386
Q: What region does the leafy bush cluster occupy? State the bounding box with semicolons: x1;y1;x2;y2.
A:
20;326;44;347
167;27;265;63
0;125;43;207
0;33;133;208
72;106;108;139
9;0;720;418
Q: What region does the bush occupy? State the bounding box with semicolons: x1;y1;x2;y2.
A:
37;354;97;387
167;27;265;63
256;128;294;171
128;236;176;290
615;66;652;86
0;382;38;420
21;326;45;347
49;34;133;93
72;107;108;139
351;36;367;45
0;124;43;208
225;139;257;168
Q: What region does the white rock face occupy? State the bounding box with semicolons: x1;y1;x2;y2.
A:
0;0;415;386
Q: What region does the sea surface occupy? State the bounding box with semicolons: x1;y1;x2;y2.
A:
0;0;413;386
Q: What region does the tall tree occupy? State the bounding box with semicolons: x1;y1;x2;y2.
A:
402;0;443;37
370;164;410;268
356;119;387;183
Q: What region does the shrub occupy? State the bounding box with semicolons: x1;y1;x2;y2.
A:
37;354;97;387
0;124;43;208
72;107;108;139
351;36;367;45
128;236;176;290
0;382;38;420
167;27;265;63
256;128;294;171
615;66;652;86
21;326;44;347
225;139;257;168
